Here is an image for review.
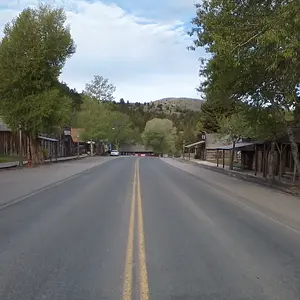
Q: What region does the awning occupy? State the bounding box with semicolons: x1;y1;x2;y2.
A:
215;142;259;150
184;140;205;148
38;136;59;142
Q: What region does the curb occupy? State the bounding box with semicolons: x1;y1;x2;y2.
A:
0;162;19;170
176;158;300;197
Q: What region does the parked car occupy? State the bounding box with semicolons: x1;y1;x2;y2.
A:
110;150;119;156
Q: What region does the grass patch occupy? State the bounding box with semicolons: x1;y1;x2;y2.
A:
0;155;20;163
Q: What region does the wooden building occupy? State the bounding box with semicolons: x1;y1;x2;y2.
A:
0;117;75;160
0;118;27;157
119;144;154;156
184;129;300;182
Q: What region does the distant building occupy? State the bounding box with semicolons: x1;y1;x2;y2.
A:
119;144;154;156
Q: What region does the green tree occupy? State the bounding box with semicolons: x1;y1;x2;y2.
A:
142;118;176;154
243;105;292;181
76;96;109;142
108;111;138;149
190;0;300;173
58;82;83;113
199;98;237;133
0;4;75;165
77;96;138;148
218;111;252;170
84;75;116;102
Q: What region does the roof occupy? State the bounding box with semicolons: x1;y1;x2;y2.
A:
71;128;84;143
38;135;59;142
0;117;11;132
214;142;262;150
184;140;205;148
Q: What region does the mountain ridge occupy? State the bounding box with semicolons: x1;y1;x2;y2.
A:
149;97;204;112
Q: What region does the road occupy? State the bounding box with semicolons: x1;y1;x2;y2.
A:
0;157;300;300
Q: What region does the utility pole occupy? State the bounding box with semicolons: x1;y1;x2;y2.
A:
19;125;23;167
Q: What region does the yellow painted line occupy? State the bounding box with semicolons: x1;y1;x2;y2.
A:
136;159;150;300
122;160;137;300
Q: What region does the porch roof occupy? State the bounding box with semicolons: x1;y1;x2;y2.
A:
38;135;59;142
215;142;262;150
184;140;205;148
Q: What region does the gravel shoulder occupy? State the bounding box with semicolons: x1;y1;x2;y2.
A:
0;156;114;206
161;157;300;233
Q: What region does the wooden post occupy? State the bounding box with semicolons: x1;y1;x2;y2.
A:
217;149;219;167
279;144;283;180
254;144;258;176
293;162;296;184
222;149;225;168
262;143;267;178
18;127;23;167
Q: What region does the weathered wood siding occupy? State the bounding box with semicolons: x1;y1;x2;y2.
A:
0;131;27;156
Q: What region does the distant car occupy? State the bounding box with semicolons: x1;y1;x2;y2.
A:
110;150;119;156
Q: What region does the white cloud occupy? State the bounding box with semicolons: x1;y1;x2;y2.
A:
0;0;204;102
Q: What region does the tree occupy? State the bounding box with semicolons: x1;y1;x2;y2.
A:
58;82;83;113
142;118;176;154
107;111;137;149
218;111;252;170
243;105;292;181
84;75;116;102
77;96;138;148
190;0;300;174
0;4;75;165
76;96;109;142
199;98;237;133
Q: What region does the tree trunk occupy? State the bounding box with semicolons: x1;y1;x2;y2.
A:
267;140;276;183
115;139;120;150
269;100;300;181
286;125;300;180
230;140;236;170
28;136;44;166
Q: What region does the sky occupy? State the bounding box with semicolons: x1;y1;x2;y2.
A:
0;0;205;102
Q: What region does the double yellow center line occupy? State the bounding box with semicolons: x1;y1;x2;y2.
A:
122;159;149;300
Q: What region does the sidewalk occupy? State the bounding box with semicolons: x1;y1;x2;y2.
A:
0;156;113;206
180;157;300;196
0;154;89;170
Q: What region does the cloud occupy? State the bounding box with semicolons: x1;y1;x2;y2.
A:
0;0;205;102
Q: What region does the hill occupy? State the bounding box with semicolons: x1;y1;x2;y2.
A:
149;97;204;113
107;97;203;138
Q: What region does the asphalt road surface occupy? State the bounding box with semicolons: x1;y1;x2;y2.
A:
0;157;300;300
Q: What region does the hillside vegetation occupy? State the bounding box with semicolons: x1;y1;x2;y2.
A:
108;98;203;136
149;97;204;113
